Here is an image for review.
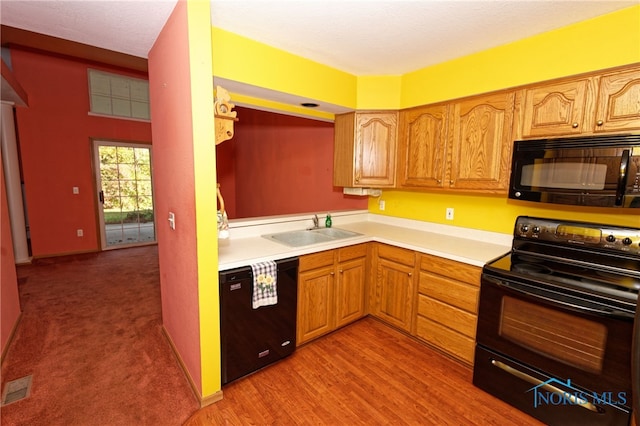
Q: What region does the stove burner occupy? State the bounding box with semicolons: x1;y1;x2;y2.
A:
512;263;553;275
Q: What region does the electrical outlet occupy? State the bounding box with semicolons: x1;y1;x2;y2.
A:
445;208;454;220
77;229;84;237
379;200;386;211
168;212;176;230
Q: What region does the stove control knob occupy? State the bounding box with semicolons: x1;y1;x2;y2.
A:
532;226;541;234
520;225;529;233
622;237;633;246
606;235;616;243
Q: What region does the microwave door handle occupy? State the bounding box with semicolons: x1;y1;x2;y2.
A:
615;149;630;206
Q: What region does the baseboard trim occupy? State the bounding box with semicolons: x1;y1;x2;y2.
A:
1;312;23;364
161;325;224;408
31;249;100;264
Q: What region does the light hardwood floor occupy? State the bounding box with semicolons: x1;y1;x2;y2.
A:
185;317;543;425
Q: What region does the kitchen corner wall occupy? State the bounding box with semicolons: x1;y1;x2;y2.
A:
371;5;640;233
212;5;639;234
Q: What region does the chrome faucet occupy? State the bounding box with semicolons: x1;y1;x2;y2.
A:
311;214;319;229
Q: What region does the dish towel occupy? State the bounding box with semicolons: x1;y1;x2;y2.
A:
251;261;278;309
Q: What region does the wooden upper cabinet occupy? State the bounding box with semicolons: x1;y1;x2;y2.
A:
519;65;640;137
448;91;515;192
397;104;449;188
594;67;640;134
333;111;397;188
520;78;596;138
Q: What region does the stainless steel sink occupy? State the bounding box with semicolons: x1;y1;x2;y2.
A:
311;228;361;239
263;228;362;247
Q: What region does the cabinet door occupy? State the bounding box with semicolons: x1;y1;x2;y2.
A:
297;265;335;345
333;112;356;187
373;258;414;332
595;68;640;134
335;257;367;328
449;91;515;192
521;78;595;137
354;112;397;187
397;105;448;188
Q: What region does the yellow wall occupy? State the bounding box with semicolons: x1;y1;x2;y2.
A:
401;5;640;107
369;191;639;234
211;27;357;109
189;0;220;398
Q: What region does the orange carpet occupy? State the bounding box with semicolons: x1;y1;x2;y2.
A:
1;245;199;425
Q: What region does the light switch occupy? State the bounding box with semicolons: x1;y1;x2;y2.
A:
73;186;79;194
168;212;176;230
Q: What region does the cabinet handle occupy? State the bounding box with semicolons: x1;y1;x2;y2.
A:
408;272;412;277
330;271;335;276
596;120;604;126
449;180;454;185
339;269;344;273
572;122;579;128
436;179;442;184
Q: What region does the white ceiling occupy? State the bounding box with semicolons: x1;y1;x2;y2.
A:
1;0;636;76
1;1;637;113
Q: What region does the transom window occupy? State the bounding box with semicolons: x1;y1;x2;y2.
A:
88;69;150;120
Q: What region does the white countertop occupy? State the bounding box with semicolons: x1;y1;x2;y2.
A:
218;211;512;271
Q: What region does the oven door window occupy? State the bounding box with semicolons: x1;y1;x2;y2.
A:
500;295;608;374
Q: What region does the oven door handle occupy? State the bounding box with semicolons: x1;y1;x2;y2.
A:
486;276;635;320
491;360;604;413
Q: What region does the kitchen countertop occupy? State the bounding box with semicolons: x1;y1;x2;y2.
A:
218;212;512;271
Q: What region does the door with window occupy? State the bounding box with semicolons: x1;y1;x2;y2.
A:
93;140;155;249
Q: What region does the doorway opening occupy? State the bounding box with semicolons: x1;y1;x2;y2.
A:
93;140;155;249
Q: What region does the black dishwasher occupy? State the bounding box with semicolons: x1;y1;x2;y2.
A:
219;257;298;385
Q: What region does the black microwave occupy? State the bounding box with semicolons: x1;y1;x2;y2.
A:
509;134;640;208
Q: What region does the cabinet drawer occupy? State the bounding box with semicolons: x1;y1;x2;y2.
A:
419;254;481;286
299;250;335;271
418;271;479;313
417;295;477;338
416;316;475;365
377;244;415;267
337;243;367;262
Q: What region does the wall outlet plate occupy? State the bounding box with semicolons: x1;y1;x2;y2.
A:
446;208;454;220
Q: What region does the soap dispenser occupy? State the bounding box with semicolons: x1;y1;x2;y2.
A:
325;213;332;228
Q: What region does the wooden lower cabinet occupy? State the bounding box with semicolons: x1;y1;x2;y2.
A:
414;253;482;365
370;244;416;332
297;244;367;345
299;242;486;368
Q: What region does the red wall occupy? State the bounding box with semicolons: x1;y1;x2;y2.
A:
217;107;367;219
11;49;152;257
